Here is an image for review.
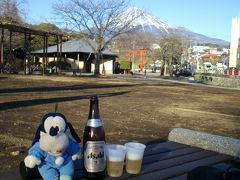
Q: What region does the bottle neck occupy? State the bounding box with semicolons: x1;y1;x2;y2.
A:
88;97;100;120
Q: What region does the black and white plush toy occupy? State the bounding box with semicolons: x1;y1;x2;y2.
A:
24;112;81;180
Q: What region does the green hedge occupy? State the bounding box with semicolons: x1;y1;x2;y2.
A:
120;61;131;70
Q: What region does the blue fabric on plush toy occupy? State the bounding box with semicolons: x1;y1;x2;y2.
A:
24;112;81;180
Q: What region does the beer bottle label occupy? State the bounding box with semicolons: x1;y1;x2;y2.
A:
87;119;102;127
84;141;106;172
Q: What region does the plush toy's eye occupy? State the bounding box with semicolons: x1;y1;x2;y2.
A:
44;116;66;134
44;116;54;134
53;116;66;133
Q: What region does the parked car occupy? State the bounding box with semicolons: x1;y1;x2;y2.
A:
179;68;192;77
203;62;215;74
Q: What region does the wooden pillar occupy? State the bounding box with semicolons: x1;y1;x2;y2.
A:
56;35;59;74
59;35;62;72
77;53;80;72
42;35;46;75
27;33;31;74
9;31;12;63
53;53;56;73
0;28;4;65
60;35;62;59
45;35;48;67
24;32;27;75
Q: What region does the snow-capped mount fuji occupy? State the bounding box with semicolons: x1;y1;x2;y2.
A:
120;7;172;34
119;7;229;46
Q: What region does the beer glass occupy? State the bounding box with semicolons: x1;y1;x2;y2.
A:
106;144;126;177
125;142;146;174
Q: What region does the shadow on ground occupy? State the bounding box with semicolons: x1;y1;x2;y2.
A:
0;91;130;111
0;84;135;94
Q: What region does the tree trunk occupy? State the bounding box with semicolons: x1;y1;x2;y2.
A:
164;64;168;76
160;59;165;76
94;52;101;75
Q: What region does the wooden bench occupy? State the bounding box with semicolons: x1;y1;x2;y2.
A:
6;128;240;179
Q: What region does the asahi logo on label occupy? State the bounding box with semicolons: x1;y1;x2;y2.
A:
84;141;106;172
87;119;102;127
87;152;104;159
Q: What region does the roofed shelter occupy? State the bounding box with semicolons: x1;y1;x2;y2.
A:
0;23;63;75
31;38;118;75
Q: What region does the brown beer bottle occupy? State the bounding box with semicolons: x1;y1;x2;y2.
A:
83;96;106;179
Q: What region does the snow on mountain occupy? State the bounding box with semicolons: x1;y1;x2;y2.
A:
119;7;229;46
119;7;172;34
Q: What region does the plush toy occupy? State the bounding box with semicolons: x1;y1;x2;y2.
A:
24;112;81;180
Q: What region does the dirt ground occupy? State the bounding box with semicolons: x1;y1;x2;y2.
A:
0;75;240;172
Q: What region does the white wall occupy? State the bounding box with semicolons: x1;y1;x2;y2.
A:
37;56;114;74
38;57;85;70
91;60;114;75
100;60;113;75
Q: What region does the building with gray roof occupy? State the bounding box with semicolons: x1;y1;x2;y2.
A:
31;38;118;74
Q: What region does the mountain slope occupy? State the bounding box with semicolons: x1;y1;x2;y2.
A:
120;7;229;46
120;7;172;34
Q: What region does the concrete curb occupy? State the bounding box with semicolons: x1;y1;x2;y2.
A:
168;128;240;158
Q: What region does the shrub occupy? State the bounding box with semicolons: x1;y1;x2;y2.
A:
120;60;132;74
120;60;131;70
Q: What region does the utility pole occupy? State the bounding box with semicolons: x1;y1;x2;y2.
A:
132;40;135;72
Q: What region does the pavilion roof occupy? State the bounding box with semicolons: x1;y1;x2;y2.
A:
31;38;117;56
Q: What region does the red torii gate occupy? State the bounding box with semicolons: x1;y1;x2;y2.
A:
127;49;147;72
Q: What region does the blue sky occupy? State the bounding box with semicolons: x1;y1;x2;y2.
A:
24;0;240;41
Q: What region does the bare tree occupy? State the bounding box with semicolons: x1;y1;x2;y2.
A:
159;36;183;75
53;0;138;75
0;0;26;24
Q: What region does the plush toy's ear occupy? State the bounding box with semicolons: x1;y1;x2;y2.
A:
67;122;81;143
32;124;43;146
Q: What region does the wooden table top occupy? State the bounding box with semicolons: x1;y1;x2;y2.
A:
0;141;235;180
115;141;233;180
77;141;234;179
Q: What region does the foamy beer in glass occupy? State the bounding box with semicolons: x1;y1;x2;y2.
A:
106;144;126;177
125;142;146;174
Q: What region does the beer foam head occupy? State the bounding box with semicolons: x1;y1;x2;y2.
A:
125;142;146;150
106;144;126;161
126;152;142;160
108;155;123;162
125;142;146;160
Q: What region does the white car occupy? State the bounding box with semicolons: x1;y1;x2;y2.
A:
203;62;214;74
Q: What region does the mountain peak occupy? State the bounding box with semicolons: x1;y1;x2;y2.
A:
117;7;229;46
120;7;172;34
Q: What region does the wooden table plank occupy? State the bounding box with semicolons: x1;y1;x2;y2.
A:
145;141;187;156
143;146;202;165
141;150;217;174
109;149;216;180
168;174;187;180
130;154;232;180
